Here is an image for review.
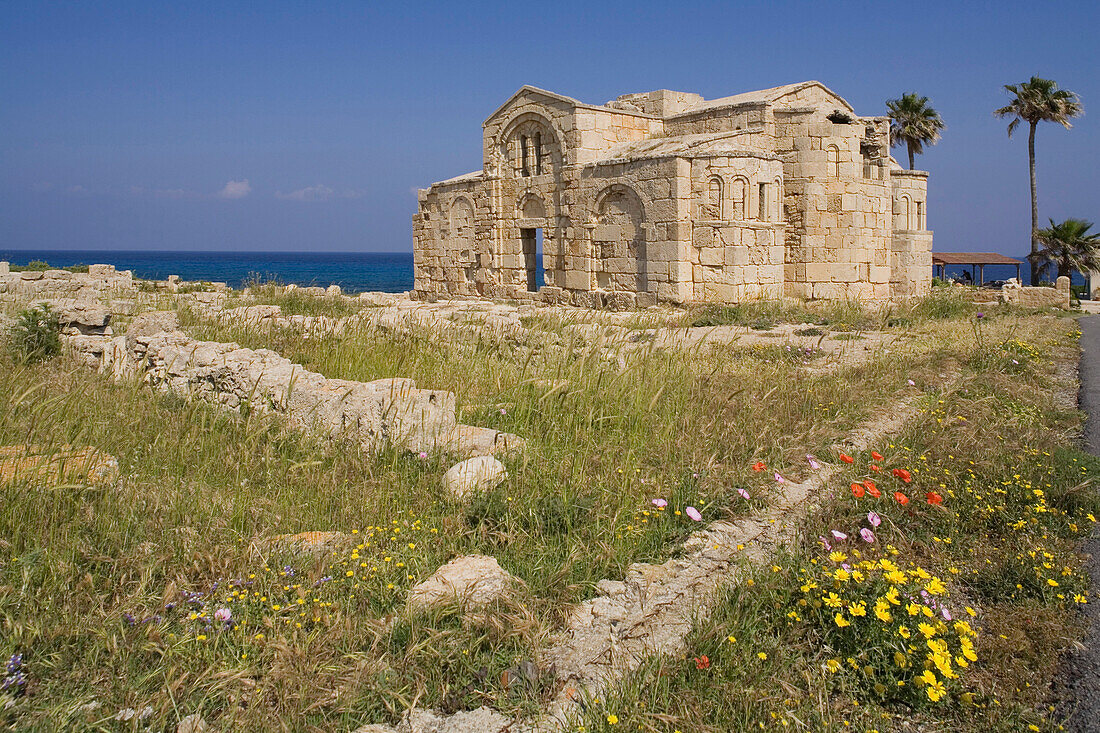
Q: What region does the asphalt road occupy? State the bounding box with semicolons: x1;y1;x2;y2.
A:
1055;316;1100;732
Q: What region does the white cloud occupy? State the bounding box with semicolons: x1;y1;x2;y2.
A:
217;179;252;199
275;183;335;202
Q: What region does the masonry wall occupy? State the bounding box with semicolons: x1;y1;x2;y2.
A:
890;170;932;297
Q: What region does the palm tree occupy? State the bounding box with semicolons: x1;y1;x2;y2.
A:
1033;218;1100;281
886;93;945;170
995;77;1083;284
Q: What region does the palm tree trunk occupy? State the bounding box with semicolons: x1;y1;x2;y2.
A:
907;141;915;170
1028;121;1039;285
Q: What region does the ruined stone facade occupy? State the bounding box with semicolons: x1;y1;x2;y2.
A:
413;82;932;306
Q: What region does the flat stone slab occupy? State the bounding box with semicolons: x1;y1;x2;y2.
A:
407;555;519;612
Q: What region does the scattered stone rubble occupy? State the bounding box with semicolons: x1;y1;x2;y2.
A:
63;311;523;456
442;455;508;500
1001;275;1072;309
407;555;521;613
0;444;119;486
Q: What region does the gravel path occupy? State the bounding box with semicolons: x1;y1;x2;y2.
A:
1054;315;1100;731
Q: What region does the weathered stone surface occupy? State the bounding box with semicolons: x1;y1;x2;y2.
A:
442;455;507;499
401;707;514;733
0;445;119;486
407;555;519;611
125;310;181;346
176;713;208;733
265;531;352;554
1001;277;1072;309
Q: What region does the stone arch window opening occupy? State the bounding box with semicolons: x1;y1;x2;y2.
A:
773;177;783;222
731;177;747;220
898;194;912;230
705;176;723;219
827;145;841;178
520;135;530;177
758;182;768;221
916;201;925;230
535;132;543;175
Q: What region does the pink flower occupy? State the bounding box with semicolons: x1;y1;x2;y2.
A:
907;379;916;387
652;498;668;508
806;455;821;470
774;472;785;484
499;408;507;415
737;488;750;500
417;451;428;460
867;511;881;527
831;530;848;541
859;528;875;543
214;608;232;623
685;506;703;522
941;607;953;621
819;535;832;551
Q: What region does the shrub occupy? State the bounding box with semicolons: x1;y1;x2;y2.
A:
9;304;61;362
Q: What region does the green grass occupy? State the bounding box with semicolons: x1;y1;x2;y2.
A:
0;294;1093;730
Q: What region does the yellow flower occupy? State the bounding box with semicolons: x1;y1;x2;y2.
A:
849;602;867;617
823;592;842;608
196;634;207;641
606;714;618;725
1047;578;1059;587
874;601;892;623
884;586;901;605
727;635;737;643
834;613;850;628
825;659;841;673
898;626;911;639
919;622;937;638
757;652;767;660
925;578;946;595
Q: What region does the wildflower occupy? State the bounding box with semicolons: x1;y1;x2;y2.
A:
849;602;867;617
926;492;944;506
774;472;785;484
834;613;850;628
694;655;711;670
826;658;841;673
850;483;865;498
920;670;946;701
863;480;880;497
907;379;916;386
752;461;766;472
737;488;750;500
870;464;881;472
891;468;912;483
831;530;848;541
894;491;909;506
685;506;703;522
823;592;842;607
860;528;875;543
839;453;855;464
898;626;911;639
606;714;619;725
829;551;848;563
417;451;428;459
867;511;881;527
651;498;668;508
214;607;232;623
499;408;506;415
919;622;937;638
807;455;821;470
819;535;832;551
727;635;737;643
757;652;767;660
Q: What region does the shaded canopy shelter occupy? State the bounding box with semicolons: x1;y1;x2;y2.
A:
932;252;1022;285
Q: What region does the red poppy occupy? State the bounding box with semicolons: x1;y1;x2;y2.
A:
863;480;881;498
891;468;912;483
839;453;855;464
694;655;711;670
894;491;909;506
851;482;865;498
871;451;884;461
752;461;766;472
870;464;882;473
926;492;944;506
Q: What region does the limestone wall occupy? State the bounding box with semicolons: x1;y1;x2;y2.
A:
0;263;136;299
889;171;932;297
1001;277;1072;309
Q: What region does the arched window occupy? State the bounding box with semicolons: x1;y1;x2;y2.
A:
731;177;747;220
827;145;841;178
758;182;768;220
535;132;543;175
916;201;925;230
773;177;783;222
705;176;723;219
520;135;530;177
897;194;912;230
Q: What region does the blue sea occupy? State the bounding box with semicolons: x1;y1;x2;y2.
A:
0;250;413;294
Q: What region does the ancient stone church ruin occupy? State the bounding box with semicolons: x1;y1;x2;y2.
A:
412;81;933;306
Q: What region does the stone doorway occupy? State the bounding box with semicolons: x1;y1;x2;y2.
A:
520;227;544;292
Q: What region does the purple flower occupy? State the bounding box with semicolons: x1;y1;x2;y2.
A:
774;472;785;484
214;607;232;623
907;379;916;387
976;312;984;319
806;455;821;470
860;528;876;543
867;511;882;527
685;506;703;522
737;488;750;500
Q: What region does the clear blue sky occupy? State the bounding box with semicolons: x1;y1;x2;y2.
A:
2;0;1097;255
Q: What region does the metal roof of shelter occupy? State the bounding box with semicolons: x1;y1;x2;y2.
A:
931;252;1023;266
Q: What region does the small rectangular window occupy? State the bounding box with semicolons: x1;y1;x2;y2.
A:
758;183;767;220
520;135;530;177
535;133;543;175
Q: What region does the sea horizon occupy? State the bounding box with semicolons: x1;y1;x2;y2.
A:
0;249;415;294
